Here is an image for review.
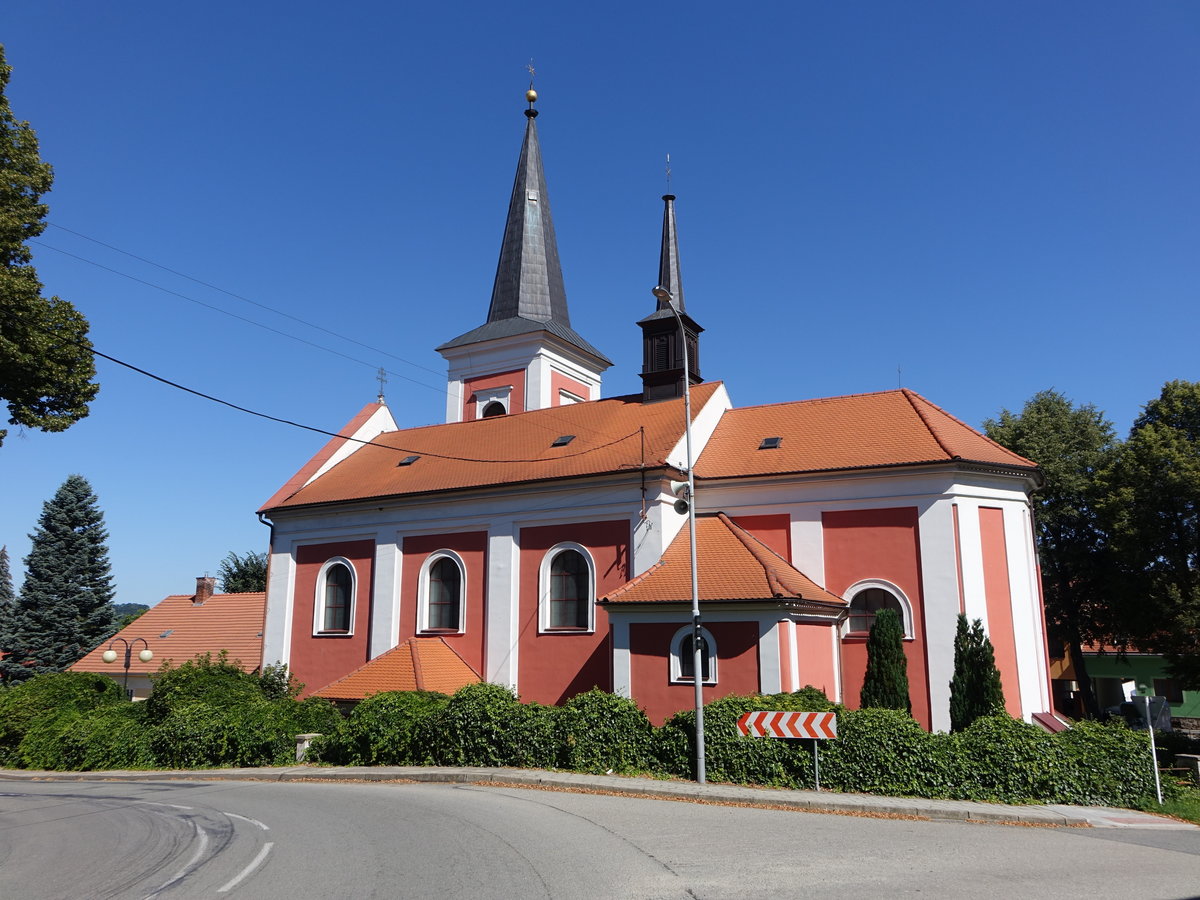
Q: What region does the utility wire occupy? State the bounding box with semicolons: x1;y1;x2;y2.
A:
83;340;643;465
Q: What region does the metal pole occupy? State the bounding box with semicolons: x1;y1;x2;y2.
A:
122;642;132;696
659;287;705;784
813;740;820;792
1144;693;1163;804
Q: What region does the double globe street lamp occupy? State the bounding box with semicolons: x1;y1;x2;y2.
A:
102;637;153;698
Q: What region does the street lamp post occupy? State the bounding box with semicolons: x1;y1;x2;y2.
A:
102;637;153;698
652;284;705;784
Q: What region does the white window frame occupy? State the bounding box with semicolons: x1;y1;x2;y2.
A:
473;385;512;419
313;557;357;636
558;388;585;406
669;624;718;685
841;578;914;639
538;542;596;633
417;549;467;634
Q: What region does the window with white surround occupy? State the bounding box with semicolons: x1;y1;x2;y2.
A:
670;624;717;684
418;551;465;633
314;558;356;635
473;385;512;419
539;543;595;632
843;580;913;639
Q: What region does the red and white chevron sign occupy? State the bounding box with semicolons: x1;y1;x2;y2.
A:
737;710;838;739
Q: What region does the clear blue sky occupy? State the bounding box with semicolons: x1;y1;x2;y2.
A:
3;2;1197;604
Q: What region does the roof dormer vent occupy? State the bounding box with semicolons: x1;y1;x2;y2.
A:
758;437;783;450
397;455;420;467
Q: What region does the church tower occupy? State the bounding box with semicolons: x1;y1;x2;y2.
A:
639;194;703;402
437;90;611;423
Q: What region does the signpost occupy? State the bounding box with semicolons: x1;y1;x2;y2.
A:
737;711;838;790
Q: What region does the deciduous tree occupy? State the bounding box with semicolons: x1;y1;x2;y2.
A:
949;614;1005;731
1101;380;1200;688
0;475;115;681
0;44;98;446
985;390;1116;717
860;608;911;713
217;550;267;593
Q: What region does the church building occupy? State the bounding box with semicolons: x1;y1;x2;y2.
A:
258;92;1053;731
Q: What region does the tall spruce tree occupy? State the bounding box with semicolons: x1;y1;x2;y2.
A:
0;475;115;681
0;544;14;634
0;44;99;446
948;614;1005;731
859;608;911;713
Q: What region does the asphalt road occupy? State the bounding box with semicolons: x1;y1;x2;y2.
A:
1;780;1197;899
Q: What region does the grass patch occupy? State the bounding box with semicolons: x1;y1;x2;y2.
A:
1154;784;1200;825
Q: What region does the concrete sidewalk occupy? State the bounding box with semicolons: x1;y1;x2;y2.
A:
1;765;1194;830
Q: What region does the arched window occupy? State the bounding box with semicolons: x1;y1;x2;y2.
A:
539;544;595;632
315;559;356;635
843;580;913;638
481;401;506;418
420;552;465;632
670;625;717;684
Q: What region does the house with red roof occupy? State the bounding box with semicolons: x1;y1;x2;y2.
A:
258;93;1053;729
72;577;266;699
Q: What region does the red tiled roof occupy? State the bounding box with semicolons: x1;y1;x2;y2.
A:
601;513;845;606
71;592;267;676
312;637;481;700
263;384;722;511
697;389;1036;479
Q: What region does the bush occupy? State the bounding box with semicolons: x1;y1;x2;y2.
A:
656;688;838;786
149;701;242;768
0;672;121;767
18;703;153;771
316;691;449;765
823;708;949;797
1056;719;1181;807
422;683;558;768
143;653;264;723
949;715;1063;803
557;689;657;775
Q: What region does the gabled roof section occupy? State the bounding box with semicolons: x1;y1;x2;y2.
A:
697;389;1037;479
436;105;608;364
260;402;397;511
71;591;267;676
263;382;724;511
601;513;845;607
312;637;480;701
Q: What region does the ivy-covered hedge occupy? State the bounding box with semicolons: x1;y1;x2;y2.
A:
0;670;1178;810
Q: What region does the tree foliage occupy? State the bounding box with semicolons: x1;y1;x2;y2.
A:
1101;380;1200;688
949;614;1005;731
0;44;98;446
0;475;115;682
985;389;1116;716
859;608;911;713
217;550;268;593
0;544;13;610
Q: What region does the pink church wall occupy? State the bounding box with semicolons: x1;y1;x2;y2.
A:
629;621;761;725
730;513;791;560
516;520;629;705
463;368;526;421
823;507;931;729
400;531;488;677
795;622;838;699
551;371;591;404
979;507;1023;718
290;539;375;697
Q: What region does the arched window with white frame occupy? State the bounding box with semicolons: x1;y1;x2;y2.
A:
314;558;356;635
670;624;717;684
538;543;595;632
842;580;914;639
418;551;466;633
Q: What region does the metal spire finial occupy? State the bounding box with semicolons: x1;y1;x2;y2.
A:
376;366;388;404
666;153;672;194
525;60;538;113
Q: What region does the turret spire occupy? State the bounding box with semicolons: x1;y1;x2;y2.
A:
640;193;703;402
656;193;685;312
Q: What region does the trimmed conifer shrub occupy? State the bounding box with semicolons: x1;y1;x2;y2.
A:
859;608;911;712
949;614;1005;731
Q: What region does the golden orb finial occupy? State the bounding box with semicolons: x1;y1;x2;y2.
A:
525;88;538;104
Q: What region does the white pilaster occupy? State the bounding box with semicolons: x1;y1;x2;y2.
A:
485;521;521;688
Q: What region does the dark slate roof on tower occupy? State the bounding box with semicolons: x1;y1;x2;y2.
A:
437;100;610;363
641;193;694;324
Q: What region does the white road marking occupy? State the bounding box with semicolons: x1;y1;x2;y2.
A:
143;822;209;899
133;800;194;810
223;811;270;831
217;842;274;893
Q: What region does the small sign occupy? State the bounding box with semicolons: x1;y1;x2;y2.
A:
737;710;838;740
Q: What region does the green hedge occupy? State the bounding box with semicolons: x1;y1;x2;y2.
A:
0;672;1180;809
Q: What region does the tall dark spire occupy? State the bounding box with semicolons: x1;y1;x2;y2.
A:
640;193;703;402
437;93;608;363
656;194;684;312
